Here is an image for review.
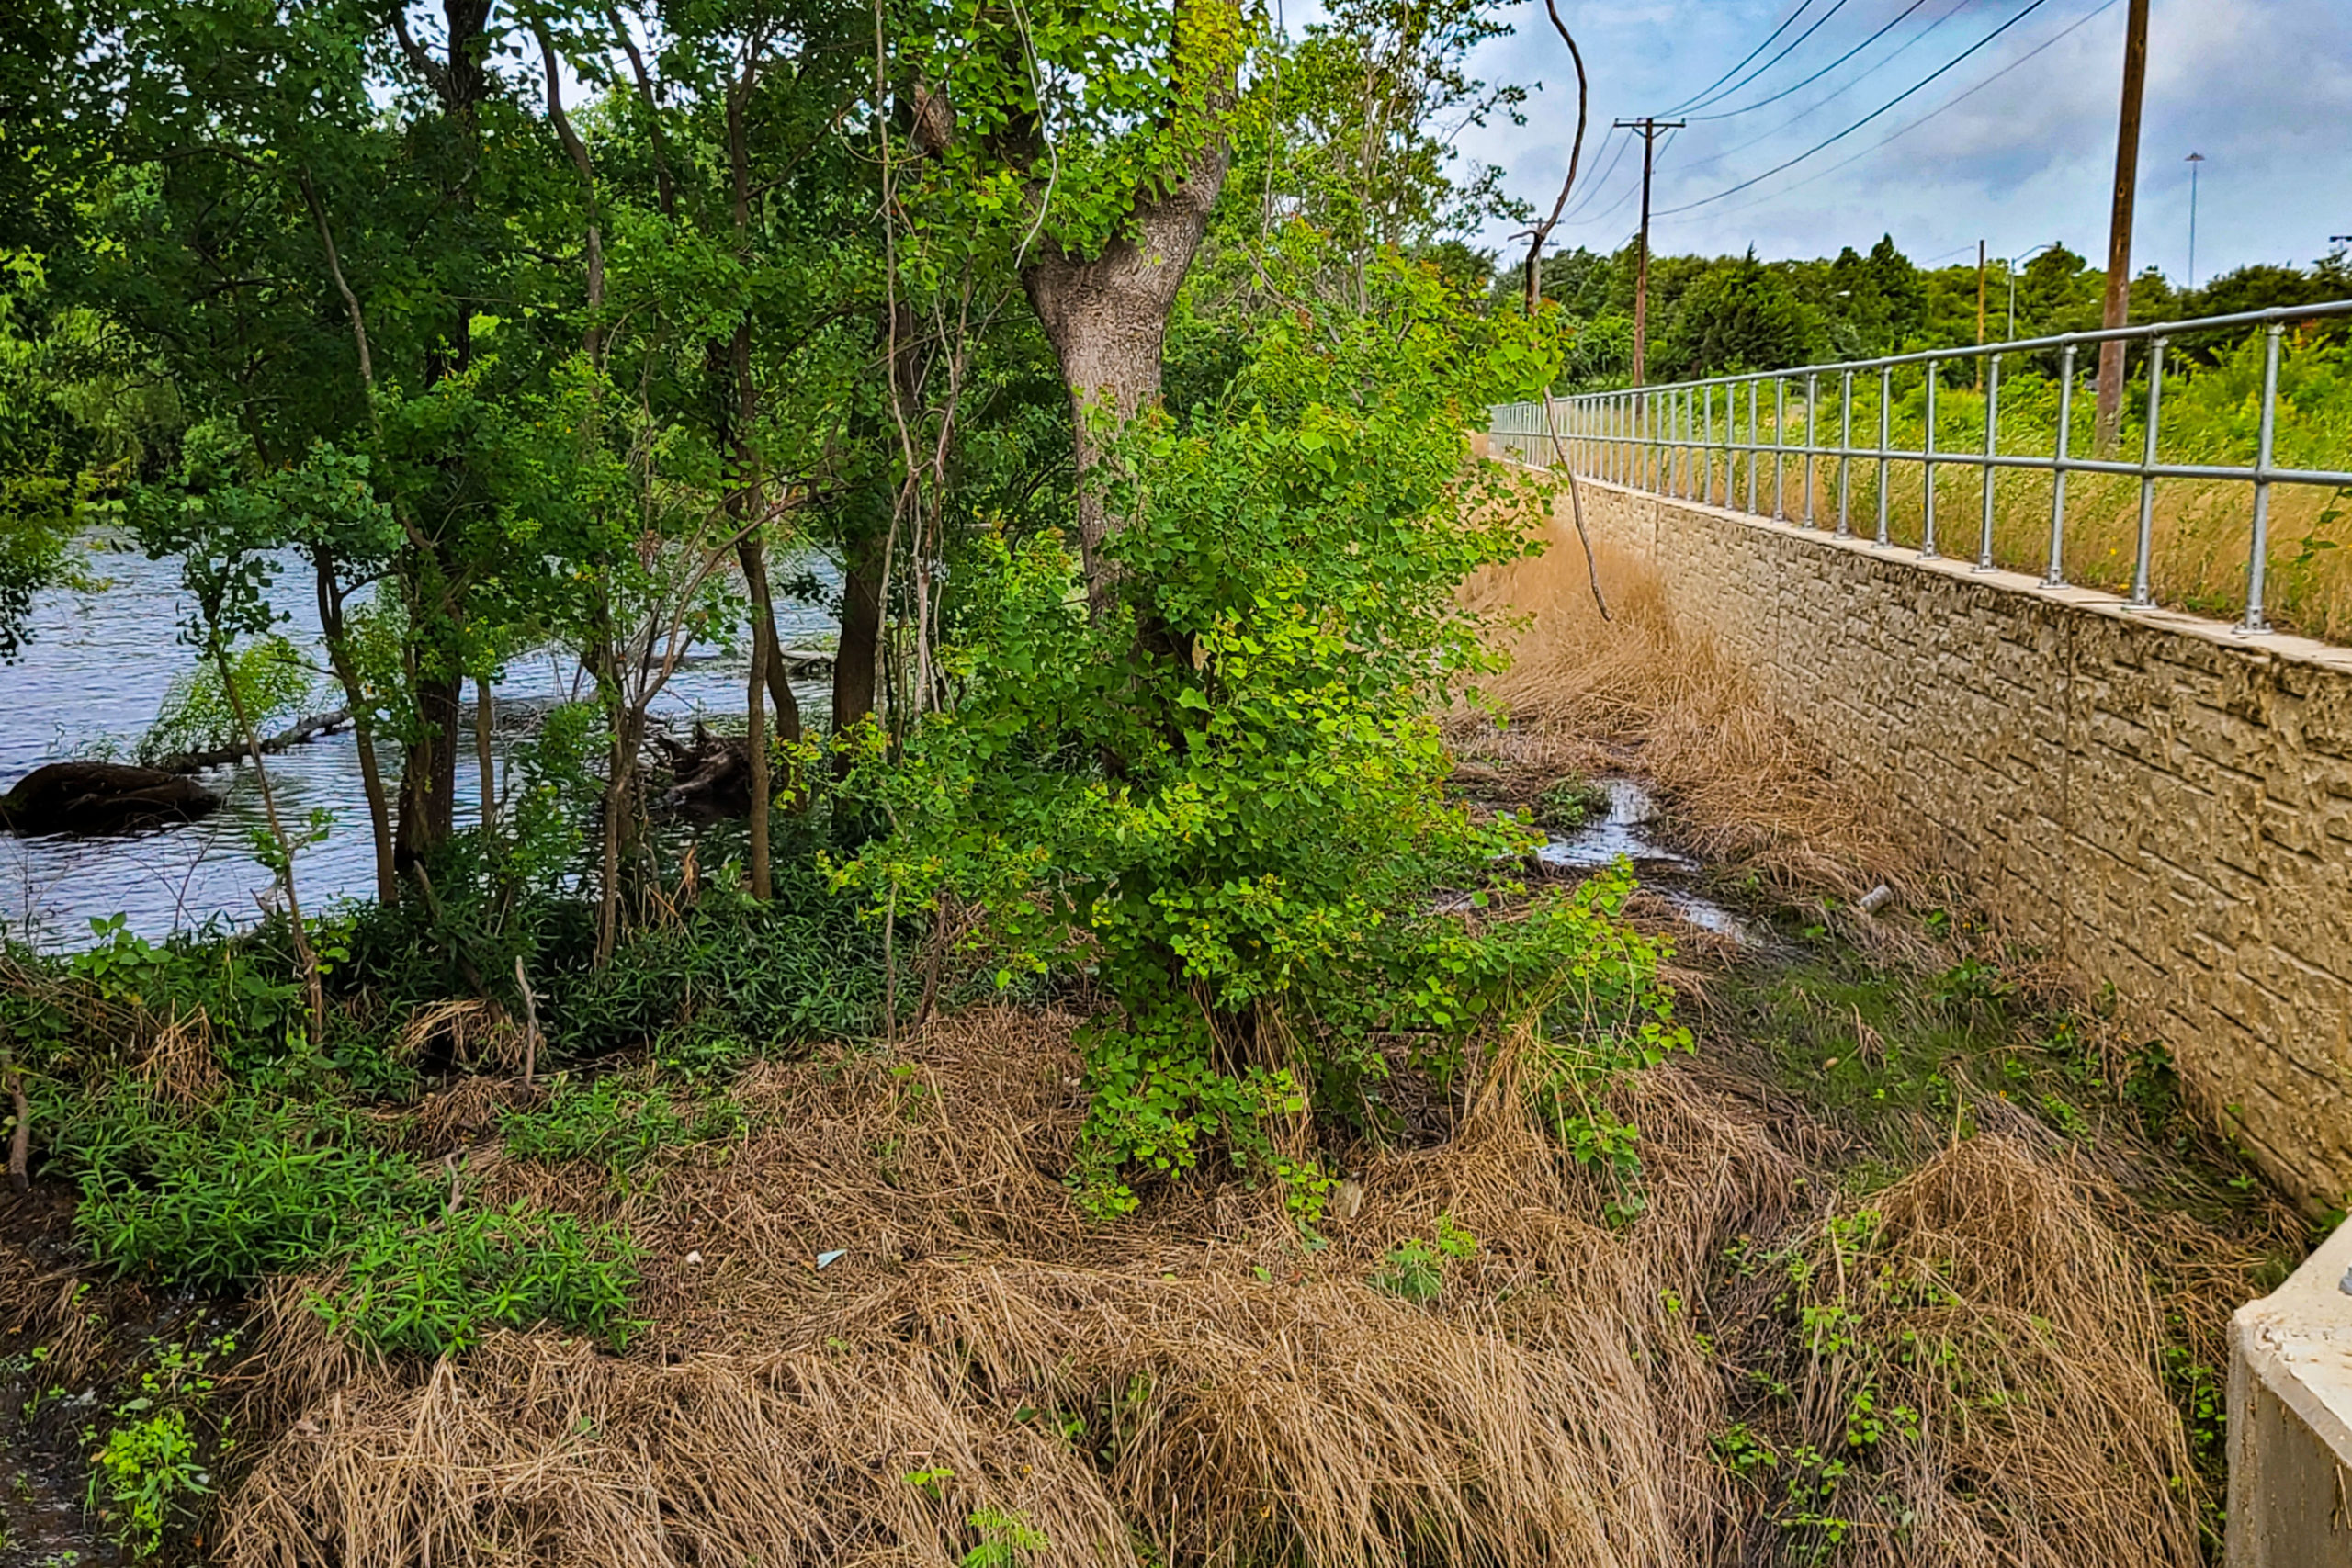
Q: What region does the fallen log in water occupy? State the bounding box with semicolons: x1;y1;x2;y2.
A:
651;724;751;820
0;761;221;835
152;708;353;773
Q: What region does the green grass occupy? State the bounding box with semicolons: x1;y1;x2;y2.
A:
498;1074;748;1172
314;1204;641;1359
1532;773;1611;831
1714;918;2275;1227
60;1093;438;1289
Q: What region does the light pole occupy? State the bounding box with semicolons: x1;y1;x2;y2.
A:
2185;152;2206;288
2007;242;2063;339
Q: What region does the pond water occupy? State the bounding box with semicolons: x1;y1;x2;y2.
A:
0;536;837;950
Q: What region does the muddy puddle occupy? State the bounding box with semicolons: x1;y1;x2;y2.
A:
1;1421;96;1568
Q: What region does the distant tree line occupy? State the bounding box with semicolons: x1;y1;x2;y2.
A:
1486;235;2352;385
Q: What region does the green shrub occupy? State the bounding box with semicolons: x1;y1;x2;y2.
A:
839;261;1645;1216
1372;1213;1478;1301
80;1329;238;1562
135;633;321;766
86;1407;207;1561
554;874;887;1071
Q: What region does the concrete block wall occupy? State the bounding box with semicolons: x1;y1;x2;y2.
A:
1558;476;2352;1213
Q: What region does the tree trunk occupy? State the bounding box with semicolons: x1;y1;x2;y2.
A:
833;533;886;737
215;644;326;1043
311;548;397;907
474;675;497;832
1020;141;1232;620
396;669;462;872
4;1047;28;1194
745;589;771;899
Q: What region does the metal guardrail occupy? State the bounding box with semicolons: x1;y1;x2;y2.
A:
1490;300;2352;633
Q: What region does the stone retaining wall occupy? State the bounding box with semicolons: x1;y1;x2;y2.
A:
1556;474;2352;1213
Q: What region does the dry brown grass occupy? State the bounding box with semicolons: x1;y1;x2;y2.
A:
393;997;523;1073
222;1010;1759;1568
134;1009;226;1110
205;999;2252;1568
1454;524;1909;902
1714;1134;2211;1567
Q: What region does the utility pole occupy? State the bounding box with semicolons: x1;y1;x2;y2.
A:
1615;116;1683;388
2096;0;2151;454
1975;240;1987;387
2185;152;2205;288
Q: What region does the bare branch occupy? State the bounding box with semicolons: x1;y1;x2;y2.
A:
1521;0;1590;315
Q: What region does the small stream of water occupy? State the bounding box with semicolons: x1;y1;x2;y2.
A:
0;536;838;950
1535;777;1754;942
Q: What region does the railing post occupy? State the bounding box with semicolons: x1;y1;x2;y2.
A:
1680;387;1693;499
1774;378;1787;521
1876;366;1891;547
1684;386;1696;500
1921;359;1939;558
1700;384;1713;504
1838;369;1854;536
1731;380;1749;510
1652;389;1662;495
1666;389;1677;496
1639;391;1650;493
2046;344;2076;586
2128;342;2165;605
1658;389;1669;495
2245;323;2283;632
1977;353;2001;570
1804;372;1819;526
1747;379;1759;513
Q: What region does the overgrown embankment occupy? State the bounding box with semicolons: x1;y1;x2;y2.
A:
0;538;2315;1568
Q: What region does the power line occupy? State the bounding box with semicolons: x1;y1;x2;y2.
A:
1557;124;1633;221
1574;128;1681;233
1674;0;1971;175
1660;0;1828;115
1668;0;2122;227
1675;0;1861;119
1688;0;1932;121
1652;0;2066;217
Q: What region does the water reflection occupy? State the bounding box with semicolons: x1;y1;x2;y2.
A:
1;536;838;949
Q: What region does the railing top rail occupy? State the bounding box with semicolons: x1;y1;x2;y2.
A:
1521;298;2352;399
1485;298;2352;637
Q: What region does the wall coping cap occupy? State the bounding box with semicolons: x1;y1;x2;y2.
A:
2233;1218;2352;1470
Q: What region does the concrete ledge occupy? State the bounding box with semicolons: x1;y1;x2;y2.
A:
2230;1220;2352;1566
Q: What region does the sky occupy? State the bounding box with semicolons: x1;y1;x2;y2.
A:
1417;0;2352;281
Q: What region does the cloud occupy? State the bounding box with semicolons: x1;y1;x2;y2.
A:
1446;0;2352;281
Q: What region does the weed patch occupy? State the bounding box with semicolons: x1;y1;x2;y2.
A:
314;1204;641;1358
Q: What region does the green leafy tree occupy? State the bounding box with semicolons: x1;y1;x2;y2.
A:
842;261;1587;1213
1656;248;1820;378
